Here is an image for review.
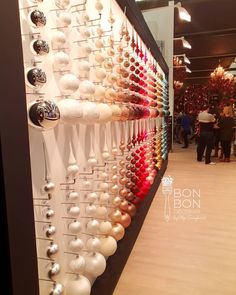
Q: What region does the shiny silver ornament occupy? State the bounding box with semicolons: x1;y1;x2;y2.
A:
26;68;46;88
48;263;60;279
29;10;46;27
28;100;60;130
47;243;59;258
50;283;64;295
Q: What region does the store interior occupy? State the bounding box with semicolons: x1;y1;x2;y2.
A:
0;0;236;295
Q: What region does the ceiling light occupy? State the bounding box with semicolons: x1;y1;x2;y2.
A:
186;67;191;73
174;54;191;64
175;3;191;22
174;37;192;49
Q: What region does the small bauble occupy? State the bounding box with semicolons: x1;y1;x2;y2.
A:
99;236;117;256
69;255;85;274
53;51;70;68
65;276;91;295
68;238;84;252
68;221;82;234
59;74;79;94
86;237;101;252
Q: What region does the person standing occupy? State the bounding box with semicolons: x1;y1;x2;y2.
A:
181;112;191;148
218;106;235;162
197;105;216;164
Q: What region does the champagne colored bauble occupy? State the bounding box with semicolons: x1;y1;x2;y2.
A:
99;236;117;256
68;206;80;217
87;156;98;167
83;180;91;189
110;104;122;121
79;27;91;38
111;165;118;174
58;98;83;124
95;39;104;49
110;223;125;241
84;252;106;277
119;168;126;176
68;220;82;234
105;88;117;101
77;60;90;73
53;51;70;68
68;238;84;252
107;73;117;84
111;174;118;183
111;147;118;156
65;276;91;295
119;212;131;228
59;74;79;94
87;192;98;203
99;221;112;234
100;192;110;203
78;44;93;57
119;188;128;198
69;255;85;273
111;184;119;194
119;199;129;211
51;30;66;47
112;196;122;206
87;219;100;234
79;80;95;95
94;85;105;100
96;206;107;218
102;150;110;160
86;237;101;252
85;204;97;216
95;68;106;80
80;102;99;124
110;209;122;222
58;12;72;26
104;60;113;69
94;53;105;64
97;103;112;122
76;12;89;24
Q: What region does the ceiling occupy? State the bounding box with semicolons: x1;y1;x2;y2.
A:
137;0;236;85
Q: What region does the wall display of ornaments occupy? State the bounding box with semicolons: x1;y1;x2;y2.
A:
18;0;169;294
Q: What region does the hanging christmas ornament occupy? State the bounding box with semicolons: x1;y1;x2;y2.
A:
51;31;66;47
53;51;70;69
69;255;86;274
66;142;79;179
26;67;46;88
84;252;106;277
65;276;91;295
99;236;117;256
57;12;72;26
68;238;84;252
68;220;82;234
30;39;49;56
59;74;79;94
58;98;83;124
110;223;125;241
86;237;101;252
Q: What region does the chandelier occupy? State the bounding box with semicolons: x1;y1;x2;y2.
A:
210;64;234;81
209;64;235;97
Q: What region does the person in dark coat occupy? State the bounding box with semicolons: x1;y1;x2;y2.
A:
181;112;191;148
218;106;235;162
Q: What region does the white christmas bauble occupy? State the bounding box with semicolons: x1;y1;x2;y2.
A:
86;237;101;252
79;80;95;95
94;53;105;64
87;219;100;234
96;26;104;36
84;252;106;277
111;184;119;194
87;157;98;167
86;192;98;203
111;175;118;183
69;255;85;273
77;60;90;73
96;206;107;218
99;182;109;190
99;221;112;234
83;180;91;189
68;206;80;217
79;27;91;38
100;172;108;181
102;150;110;160
94;85;105;101
99;192;110;203
85;204;97;216
59;74;79;94
58;98;83;124
68;238;84;252
51;31;66;47
95;68;106;80
80;102;100;124
67;164;79;178
68;221;82;234
99;236;117;256
53;51;70;68
96;103;112;123
65;276;91;295
68;191;79;200
78;44;93;57
58;12;72;26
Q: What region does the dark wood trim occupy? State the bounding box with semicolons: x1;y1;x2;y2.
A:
116;0;169;75
0;0;39;294
91;160;168;295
